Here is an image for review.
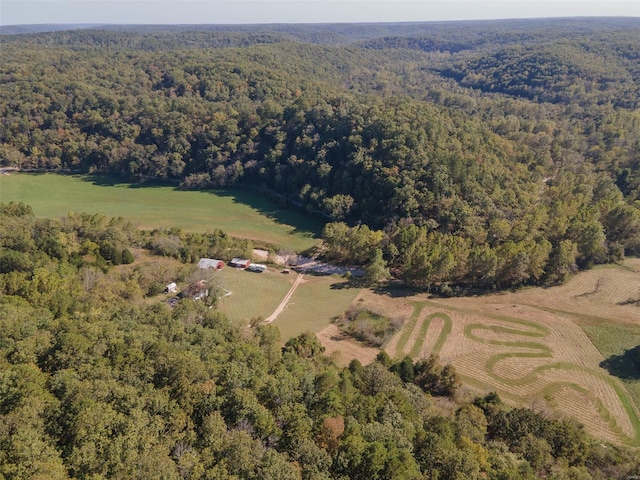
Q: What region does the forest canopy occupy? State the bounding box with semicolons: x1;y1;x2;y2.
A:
1;18;640;290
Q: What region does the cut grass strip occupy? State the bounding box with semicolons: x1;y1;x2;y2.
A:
408;312;452;359
461;310;640;446
394;302;425;359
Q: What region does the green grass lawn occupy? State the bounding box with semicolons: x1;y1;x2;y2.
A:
271;275;361;340
581;324;640;359
216;267;295;326
216;269;361;341
0;173;322;251
582;323;640;419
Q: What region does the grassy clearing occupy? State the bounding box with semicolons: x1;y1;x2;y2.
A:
518;258;640;324
216;268;294;325
581;323;640;429
581;324;640;359
271;275;361;341
0;173;322;251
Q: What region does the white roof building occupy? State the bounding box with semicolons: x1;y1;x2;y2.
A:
197;258;225;269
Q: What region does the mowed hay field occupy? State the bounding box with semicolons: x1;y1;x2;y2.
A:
0;173;321;251
374;259;640;446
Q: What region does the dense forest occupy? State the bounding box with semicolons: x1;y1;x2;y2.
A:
2;19;640;289
1;202;639;479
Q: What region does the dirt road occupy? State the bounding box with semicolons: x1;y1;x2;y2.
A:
263;273;305;324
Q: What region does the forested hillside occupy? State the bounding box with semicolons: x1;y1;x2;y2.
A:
1;202;639;479
1;18;640;290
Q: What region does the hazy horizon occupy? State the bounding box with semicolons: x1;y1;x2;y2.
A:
2;1;639;27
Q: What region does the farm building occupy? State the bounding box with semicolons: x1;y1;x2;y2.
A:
247;263;267;272
165;282;178;294
197;258;225;270
180;281;209;301
230;258;251;268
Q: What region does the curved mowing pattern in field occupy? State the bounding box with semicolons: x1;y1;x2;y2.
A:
394;302;426;358
463;315;640;446
409;312;452;358
389;301;453;360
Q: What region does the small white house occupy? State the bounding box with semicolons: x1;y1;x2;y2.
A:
247;263;267;273
165;282;178;294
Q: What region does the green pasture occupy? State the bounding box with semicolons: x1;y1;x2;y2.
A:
0;173;322;251
582;323;640;422
581;324;640;359
215;268;293;325
272;275;361;340
215;268;361;341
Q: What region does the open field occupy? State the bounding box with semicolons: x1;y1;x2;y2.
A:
216;267;294;324
519;257;640;325
366;259;640;445
0;173;322;251
134;247;640;444
580;323;640;422
215;266;361;343
271;275;361;340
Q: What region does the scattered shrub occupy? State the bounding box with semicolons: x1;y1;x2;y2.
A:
336;305;401;347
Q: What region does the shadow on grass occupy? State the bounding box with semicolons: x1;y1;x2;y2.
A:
86;174;171;189
211;189;323;239
330;278;366;290
370;282;426;298
76;173;324;240
600;345;640;380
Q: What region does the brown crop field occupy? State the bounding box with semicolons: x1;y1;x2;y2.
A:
361;259;640;445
